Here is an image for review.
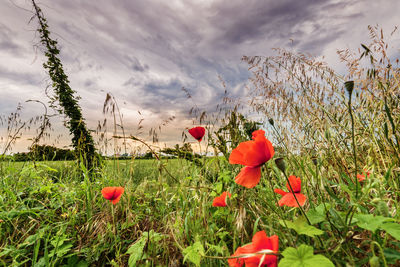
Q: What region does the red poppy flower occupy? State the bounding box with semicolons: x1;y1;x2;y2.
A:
274;176;307;207
229;130;275;188
357;170;370;182
212;191;231;207
188;126;206;142
101;187;124;205
228;231;279;267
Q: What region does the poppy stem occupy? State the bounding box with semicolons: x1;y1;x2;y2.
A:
111;203;116;235
282;172;324;248
346;81;359;198
202;252;280;260
265;167;295;246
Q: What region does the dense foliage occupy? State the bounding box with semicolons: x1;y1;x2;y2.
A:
31;0;98;172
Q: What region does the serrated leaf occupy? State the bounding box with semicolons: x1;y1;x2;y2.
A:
183;241;204;266
279;244;334;267
354;214;393;232
280;216;324;237
126;236;147;267
206;243;224;255
380;223;400;241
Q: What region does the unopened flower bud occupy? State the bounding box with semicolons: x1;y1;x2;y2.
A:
344;81;354;97
275;157;286;173
311;156;318;166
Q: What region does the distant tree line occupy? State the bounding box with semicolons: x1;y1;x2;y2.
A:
2;143;205;162
9;145;76;162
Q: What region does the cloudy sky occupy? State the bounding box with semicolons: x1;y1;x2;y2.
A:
1;0;399;153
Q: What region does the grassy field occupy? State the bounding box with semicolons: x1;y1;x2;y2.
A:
0;158;235;266
1;151;399;266
1;28;400;267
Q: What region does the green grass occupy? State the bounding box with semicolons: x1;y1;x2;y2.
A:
0;158;234;266
2;27;400;266
1;153;399;266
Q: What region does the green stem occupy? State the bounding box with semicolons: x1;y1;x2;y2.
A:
282;172;311;224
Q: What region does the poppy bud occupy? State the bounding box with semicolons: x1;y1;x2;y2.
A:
268;118;274;126
275;157;286;173
311;156;318;166
369;256;380;267
344;81;354;97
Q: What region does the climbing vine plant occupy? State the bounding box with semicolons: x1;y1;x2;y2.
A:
31;0;98;172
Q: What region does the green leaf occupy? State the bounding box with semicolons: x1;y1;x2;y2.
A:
280;216;324;237
380;223;400;241
279;244;334;267
354;214;393;232
215;183;223;194
206;243;224;255
306;204;330;225
126;236;147;267
183;241;204;266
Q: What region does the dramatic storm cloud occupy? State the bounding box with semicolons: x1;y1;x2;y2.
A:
1;0;399;152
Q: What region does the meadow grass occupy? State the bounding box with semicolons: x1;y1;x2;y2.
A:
1;151;399;266
1;26;400;267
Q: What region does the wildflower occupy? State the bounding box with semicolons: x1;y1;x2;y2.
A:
229;130;275;188
228;231;279;267
212;191;231;207
357;170;370;182
274;176;307;207
101;187;124;205
188;126;206;142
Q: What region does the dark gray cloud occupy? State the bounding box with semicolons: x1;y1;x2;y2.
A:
1;0;400;151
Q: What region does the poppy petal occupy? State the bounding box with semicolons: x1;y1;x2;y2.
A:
229;141;254;165
263;137;275;162
273;188;287;196
230;131;275;167
188;127;205;141
212;191;231;207
228;231;279;267
278;193;306;207
268;235;279;267
286;175;302;193
251;231;269;250
228;244;254;267
111;193;123;204
357;174;365;182
235;166;261;188
252;129;265;139
243;142;270;167
101;187;124;205
244;231;278;267
254;134;275;164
